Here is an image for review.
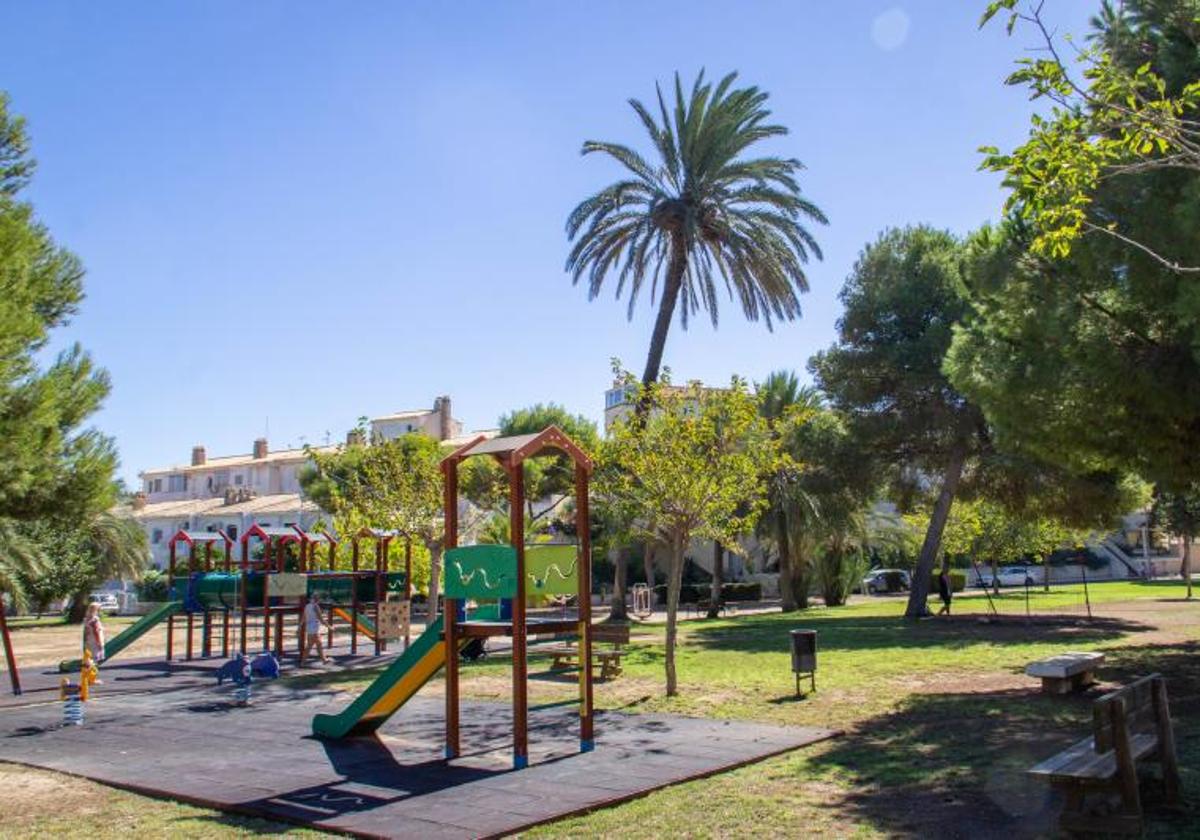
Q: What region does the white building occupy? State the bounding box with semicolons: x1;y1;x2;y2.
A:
129;396;477;569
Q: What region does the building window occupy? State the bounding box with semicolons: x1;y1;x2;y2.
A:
152;478;163;493
151;528;163;544
167;474;187;493
234;474;243;486
227;525;238;541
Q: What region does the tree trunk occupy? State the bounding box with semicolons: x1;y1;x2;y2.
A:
665;534;686;697
776;507;797;612
427;541;443;621
904;447;967;620
643;543;657;606
67;590;90;624
1183;533;1193;600
638;234;687;392
707;541;724;618
609;546;629;620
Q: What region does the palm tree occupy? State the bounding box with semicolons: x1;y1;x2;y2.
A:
0;519;44;614
567;71;826;390
757;371;822;611
66;511;147;623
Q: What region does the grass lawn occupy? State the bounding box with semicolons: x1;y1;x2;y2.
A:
1;580;1196;837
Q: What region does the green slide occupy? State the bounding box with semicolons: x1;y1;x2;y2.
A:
59;601;183;672
313;616;454;739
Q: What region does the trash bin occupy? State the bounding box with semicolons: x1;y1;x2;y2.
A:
790;629;817;696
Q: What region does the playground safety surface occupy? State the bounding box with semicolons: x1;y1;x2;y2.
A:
0;664;837;839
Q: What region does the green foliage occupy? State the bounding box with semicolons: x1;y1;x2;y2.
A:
598;370;774;694
499;402;598;508
567;70;825;385
136;569;170;602
981;1;1200;270
937;497;1082;568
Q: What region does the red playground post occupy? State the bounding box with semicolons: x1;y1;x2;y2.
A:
0;602;21;695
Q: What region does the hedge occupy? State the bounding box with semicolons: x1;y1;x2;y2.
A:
652;582;762;604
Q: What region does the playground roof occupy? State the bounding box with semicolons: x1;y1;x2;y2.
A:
169;529;232;546
241;524;303;543
443;426;592;472
293;529;336;544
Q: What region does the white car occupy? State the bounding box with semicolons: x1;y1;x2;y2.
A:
88;592;120;612
977;566;1041;588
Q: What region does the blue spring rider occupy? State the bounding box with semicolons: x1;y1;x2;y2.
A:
216;652;279;705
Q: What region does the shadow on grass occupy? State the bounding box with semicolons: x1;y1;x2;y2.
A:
683;610;1147;656
797;641;1200;839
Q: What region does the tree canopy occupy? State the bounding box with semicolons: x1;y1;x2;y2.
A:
567;70;826;388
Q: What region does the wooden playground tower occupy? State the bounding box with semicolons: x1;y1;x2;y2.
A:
165;523;407;663
440;426;594;769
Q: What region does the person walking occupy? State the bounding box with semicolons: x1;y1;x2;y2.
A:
937;566;953;616
302;594;331;664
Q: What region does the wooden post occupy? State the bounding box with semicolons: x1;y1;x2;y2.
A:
351;537;360;655
0;601;21;695
275;538;285;659
297;538;307;666
202;542;213;657
1152;677;1182;805
509;456;529;770
576;462;594;751
1110;698;1142;816
167;540;176;662
221;534;231;657
185;541;195;661
443;459;460;760
262;537;272;653
239;535;249;654
375;539;385;656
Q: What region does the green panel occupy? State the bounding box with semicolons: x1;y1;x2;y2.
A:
59;601;183;672
193;573;239;610
311;616;445;738
444;545;517;600
306;573;408;604
526;544;578;596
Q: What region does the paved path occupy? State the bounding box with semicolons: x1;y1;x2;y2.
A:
0;678;835;838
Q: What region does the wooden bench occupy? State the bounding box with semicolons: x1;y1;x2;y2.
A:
539;623;630;681
1028;673;1181;835
1026;651;1105;694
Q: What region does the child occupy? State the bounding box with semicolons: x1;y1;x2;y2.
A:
302;594;331;664
83;602;106;665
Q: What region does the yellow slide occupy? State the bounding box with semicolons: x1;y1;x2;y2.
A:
332;606;377;641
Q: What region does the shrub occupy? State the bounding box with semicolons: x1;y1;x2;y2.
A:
652;582;762;604
929;569;967;593
137;569;170;602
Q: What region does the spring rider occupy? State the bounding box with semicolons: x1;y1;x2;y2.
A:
59;650;99;726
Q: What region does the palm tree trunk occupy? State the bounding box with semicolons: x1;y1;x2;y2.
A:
904;447;967;620
609;546;628;620
665;533;686;696
639;234;687;391
776;507;796;612
707;541;724;618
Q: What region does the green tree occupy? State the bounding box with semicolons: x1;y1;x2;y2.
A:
1151;484;1199;599
598;374;772;695
756;370;822;611
0;93;125;614
811;227;984;619
302;433;444;615
567;71;826;391
980;0;1200;272
63;511;147;622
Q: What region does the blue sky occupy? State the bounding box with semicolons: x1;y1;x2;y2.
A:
1;2;1093;484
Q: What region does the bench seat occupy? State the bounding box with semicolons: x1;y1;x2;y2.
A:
1025;651;1104;694
1029;732;1158;782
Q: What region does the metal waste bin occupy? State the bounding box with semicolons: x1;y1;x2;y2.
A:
790;629;817;696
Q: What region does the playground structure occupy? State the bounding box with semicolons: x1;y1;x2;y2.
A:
312;425;595;771
57;523;412;673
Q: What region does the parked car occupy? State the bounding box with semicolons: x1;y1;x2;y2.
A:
860;568;911;595
88;592;119;612
976;565;1041;588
